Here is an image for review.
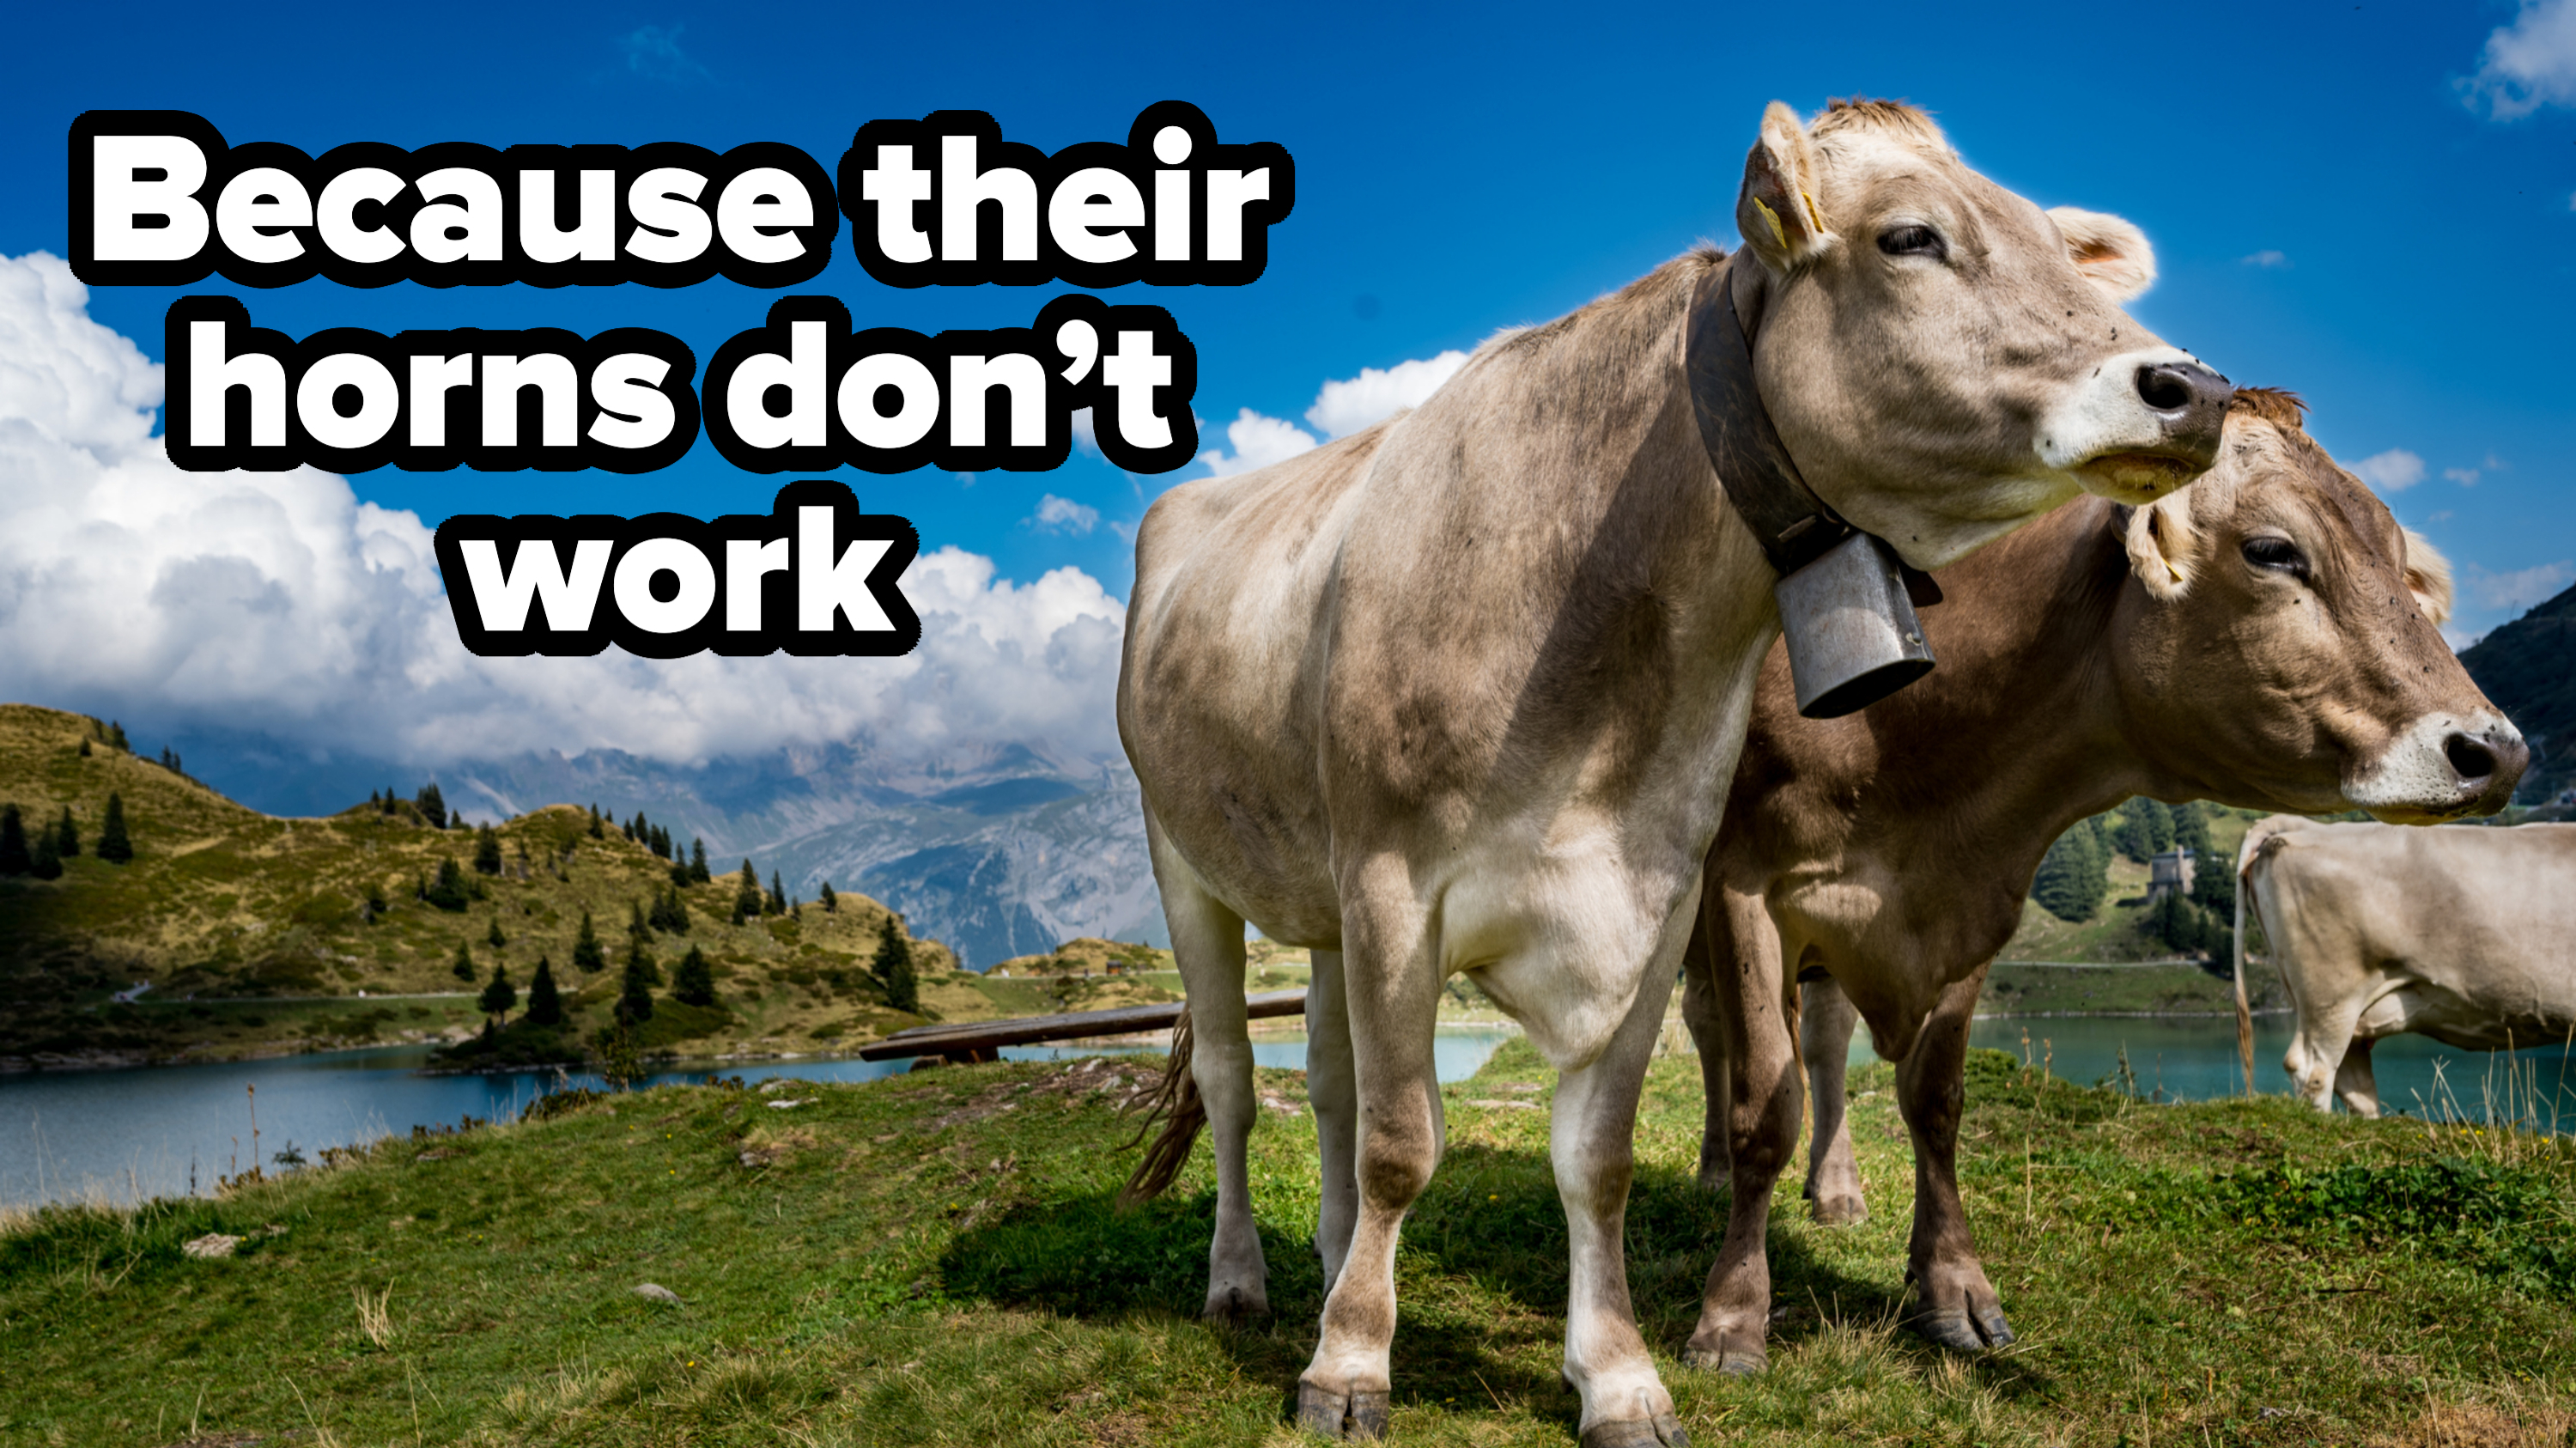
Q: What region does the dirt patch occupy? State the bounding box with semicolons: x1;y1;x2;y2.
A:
2373;1397;2573;1447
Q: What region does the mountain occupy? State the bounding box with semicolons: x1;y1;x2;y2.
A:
173;727;1169;970
2459;581;2576;806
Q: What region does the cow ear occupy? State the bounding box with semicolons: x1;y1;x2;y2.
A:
2124;494;2198;600
2401;528;2455;625
2047;207;2156;303
1735;102;1836;275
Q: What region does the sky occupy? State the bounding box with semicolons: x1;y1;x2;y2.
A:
0;0;2572;780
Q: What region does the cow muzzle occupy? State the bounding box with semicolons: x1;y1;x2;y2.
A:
2038;349;2233;504
2348;714;2531;822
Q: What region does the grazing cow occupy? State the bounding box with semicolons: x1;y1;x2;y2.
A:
2237;817;2573;1116
1675;389;2526;1373
1121;99;2232;1445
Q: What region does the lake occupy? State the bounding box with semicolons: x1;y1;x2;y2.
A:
11;1015;2573;1213
0;1025;1519;1210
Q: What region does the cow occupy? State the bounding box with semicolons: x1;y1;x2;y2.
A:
1120;98;2233;1446
1673;387;2527;1375
2236;816;2573;1116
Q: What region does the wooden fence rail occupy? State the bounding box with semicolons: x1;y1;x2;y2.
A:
858;988;1309;1066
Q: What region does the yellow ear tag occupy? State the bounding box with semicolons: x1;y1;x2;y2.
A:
2166;560;2185;584
1752;196;1788;253
1801;189;1826;235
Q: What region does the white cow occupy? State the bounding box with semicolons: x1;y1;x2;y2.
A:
2238;817;2576;1116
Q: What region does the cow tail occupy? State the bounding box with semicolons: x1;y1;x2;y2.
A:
2233;858;2255;1098
1116;1008;1205;1210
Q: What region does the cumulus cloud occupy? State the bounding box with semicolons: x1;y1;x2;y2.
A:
1303;350;1470;438
2466;560;2576;614
2353;448;2427;492
1195;407;1320;478
0;252;1127;768
2466;0;2576;119
2444;466;2481;486
1194;349;1473;478
1028;493;1099;534
2239;250;2289;268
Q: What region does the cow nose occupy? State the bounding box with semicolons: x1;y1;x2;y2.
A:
2135;361;2232;467
2445;733;2498;782
2446;727;2530;792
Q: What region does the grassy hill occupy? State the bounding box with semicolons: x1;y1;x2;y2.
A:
0;704;1038;1068
8;1041;2576;1445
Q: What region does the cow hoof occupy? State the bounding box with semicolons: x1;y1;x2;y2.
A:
1579;1413;1692;1447
1680;1335;1766;1376
1807;1192;1867;1226
1296;1382;1389;1439
1203;1284;1271;1324
1909;1305;2014;1354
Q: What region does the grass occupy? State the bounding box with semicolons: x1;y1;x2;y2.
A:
9;1037;2576;1445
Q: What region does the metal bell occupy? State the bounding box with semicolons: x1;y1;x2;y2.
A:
1774;532;1937;719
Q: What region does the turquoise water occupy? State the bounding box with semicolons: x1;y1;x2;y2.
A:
0;1026;1521;1210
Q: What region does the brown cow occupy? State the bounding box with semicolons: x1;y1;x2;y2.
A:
1678;390;2525;1373
1122;98;2230;1445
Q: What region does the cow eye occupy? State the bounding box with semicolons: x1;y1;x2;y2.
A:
1877;224;1946;259
2242;537;2308;576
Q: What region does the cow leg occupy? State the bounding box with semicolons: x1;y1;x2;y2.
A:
1677;915;1732;1192
2333;1037;2382;1119
2286;1002;2363;1113
1800;975;1867;1226
1148;821;1267;1322
1898;964;2012;1353
1307;947;1361;1294
1297;896;1444;1441
1553;945;1691;1446
1683;885;1799;1377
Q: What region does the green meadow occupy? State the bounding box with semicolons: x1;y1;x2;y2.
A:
8;1037;2576;1445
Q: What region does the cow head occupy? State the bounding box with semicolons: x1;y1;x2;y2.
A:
1735;99;2233;571
2111;389;2527;822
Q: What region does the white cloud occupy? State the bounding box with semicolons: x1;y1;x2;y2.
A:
2466;0;2576;119
1303;350;1470;438
1192;350;1473;479
0;251;1127;769
2353;447;2427;492
2444;466;2481;486
2239;250;2288;268
1195;407;1319;477
618;24;710;82
1028;493;1098;534
1069;406;1097;453
2466;560;2576;614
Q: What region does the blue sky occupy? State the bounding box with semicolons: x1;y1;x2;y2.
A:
0;0;2571;774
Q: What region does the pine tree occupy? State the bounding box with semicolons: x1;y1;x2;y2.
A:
2191;852;2237;916
820;881;837;914
487;916;507;950
650;824;671;861
571;910;606;973
689;838;710;884
77;739;90;758
2031;820;2110;923
629;898;650;942
524;955;564;1027
479;961;517;1020
426;857;469;911
587;806;604;840
2172;801;2214;860
416;782;447;830
473;824;503;875
735;861;763;923
672;945;716;1007
96;792;133;864
873;913;919;1014
768;871;787;916
106;721;129;751
0;806;27;877
451;940;475;982
28;824;62;881
54;807;76;858
657;886;690;934
615;942;658;1025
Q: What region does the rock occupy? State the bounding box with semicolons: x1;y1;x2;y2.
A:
758;1079;791;1095
1462;1098;1542;1111
765;1098;812;1110
634;1283;683;1304
182;1233;243;1259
